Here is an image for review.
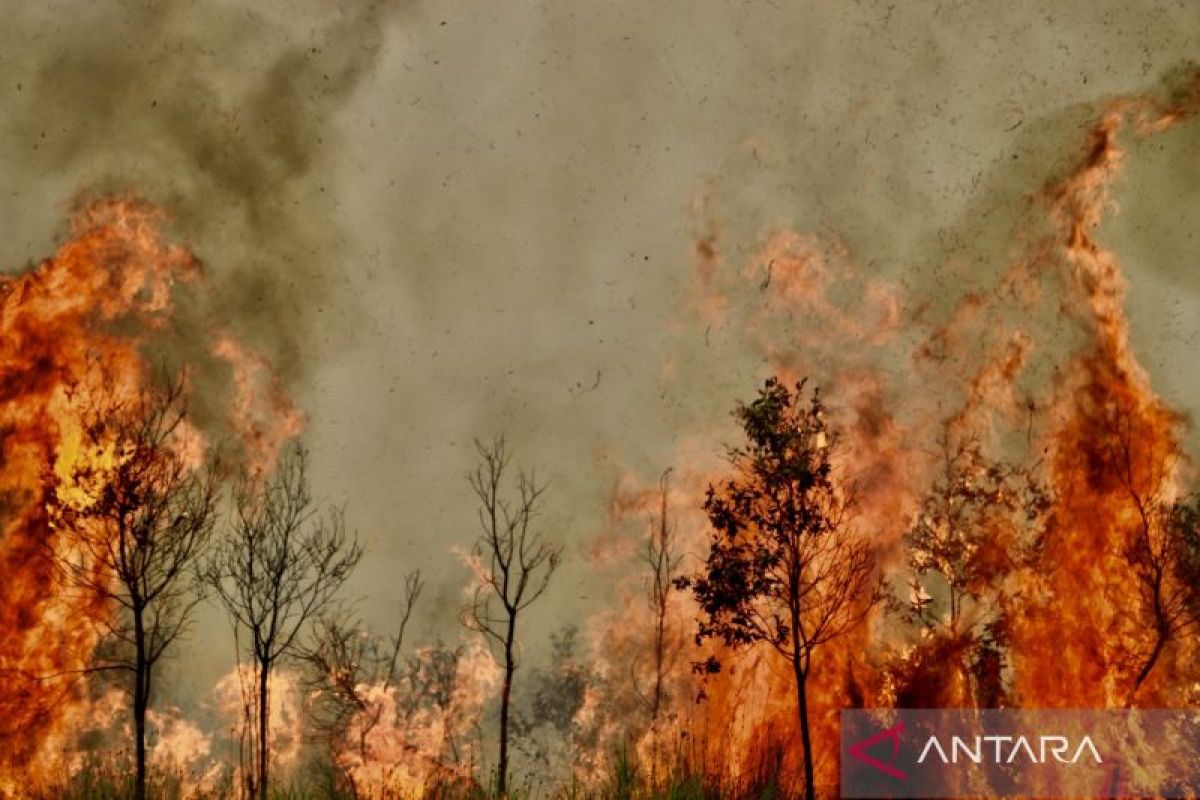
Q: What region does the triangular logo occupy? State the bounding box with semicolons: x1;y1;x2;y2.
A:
848;721;907;780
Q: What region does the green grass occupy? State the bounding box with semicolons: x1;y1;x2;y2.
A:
29;757;231;800
32;746;809;800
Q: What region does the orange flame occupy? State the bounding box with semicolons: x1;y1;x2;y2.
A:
0;196;297;792
0;198;196;787
583;72;1200;794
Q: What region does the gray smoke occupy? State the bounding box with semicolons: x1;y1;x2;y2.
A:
0;1;408;381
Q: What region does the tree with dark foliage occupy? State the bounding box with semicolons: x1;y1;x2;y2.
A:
461;436;561;798
47;370;221;800
205;443;362;800
678;377;882;800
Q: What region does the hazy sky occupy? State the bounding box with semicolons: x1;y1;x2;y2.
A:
2;0;1199;707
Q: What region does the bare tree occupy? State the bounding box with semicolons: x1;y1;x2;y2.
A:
46;369;220;800
301;570;424;795
205;443;362;800
639;469;683;722
1098;402;1200;705
679;378;883;800
633;469;684;786
406;641;471;769
461;437;562;798
904;425;1048;707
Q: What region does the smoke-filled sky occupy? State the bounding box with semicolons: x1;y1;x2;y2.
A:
2;1;1199;708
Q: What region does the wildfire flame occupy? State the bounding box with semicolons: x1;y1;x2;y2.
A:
0;198;195;788
0;196;297;793
582;72;1200;792
3;71;1200;798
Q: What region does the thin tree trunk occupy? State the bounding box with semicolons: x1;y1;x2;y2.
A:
652;597;665;722
1129;629;1168;706
134;607;148;800
498;620;515;798
649;605;666;789
258;658;270;800
793;656;816;800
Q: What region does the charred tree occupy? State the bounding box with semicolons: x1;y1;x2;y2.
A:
46;369;220;800
205;443;362;800
460;437;561;798
679;378;882;800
